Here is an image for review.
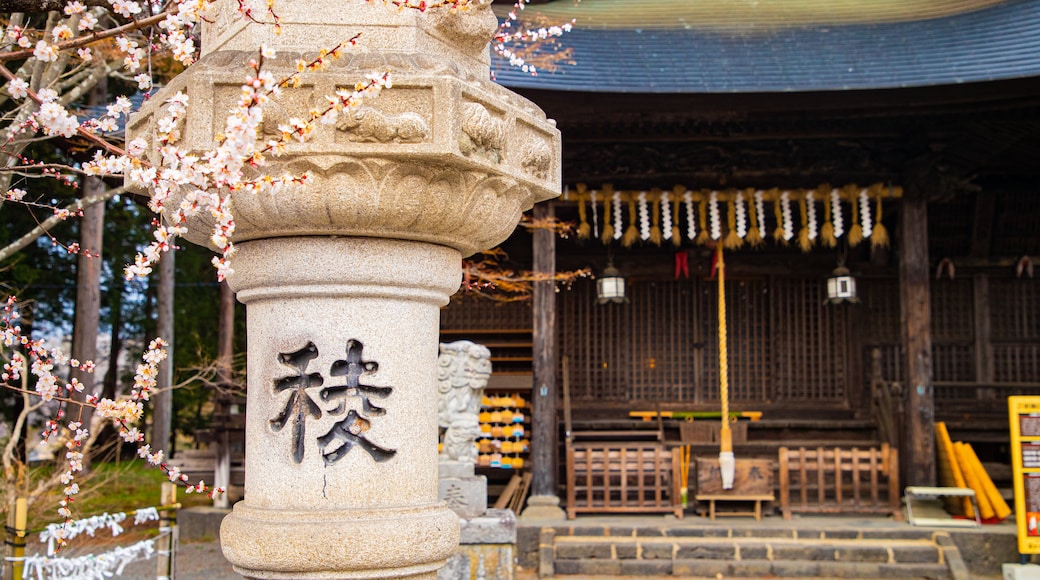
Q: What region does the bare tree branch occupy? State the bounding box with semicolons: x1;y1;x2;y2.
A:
0;0;108;12
0;184;128;262
0;11;170;63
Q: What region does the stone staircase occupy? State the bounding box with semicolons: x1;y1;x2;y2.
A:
537;525;970;579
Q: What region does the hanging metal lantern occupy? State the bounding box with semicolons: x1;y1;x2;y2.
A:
597;265;626;304
826;265;858;304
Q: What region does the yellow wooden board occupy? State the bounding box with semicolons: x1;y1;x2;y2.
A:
954;441;994;520
630;411;763;422
1009;396;1040;554
935;422;973;517
963;442;1011;520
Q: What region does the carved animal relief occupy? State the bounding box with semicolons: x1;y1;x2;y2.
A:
459;102;505;163
271;339;396;465
520;140;552;180
335;106;430;144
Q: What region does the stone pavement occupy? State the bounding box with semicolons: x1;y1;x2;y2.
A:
116;500;1017;578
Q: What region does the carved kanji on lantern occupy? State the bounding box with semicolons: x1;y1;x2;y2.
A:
270;342;324;464
318;340;396;464
271;339;395;464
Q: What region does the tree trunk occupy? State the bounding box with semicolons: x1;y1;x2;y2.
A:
101;287;122;401
70;177;104;456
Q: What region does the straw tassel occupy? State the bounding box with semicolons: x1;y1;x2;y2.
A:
872;184;890;249
819;184;836;248
723;193;742;249
672;186;684;247
846;185;863;247
576;183;591;240
622;193;639;247
601;184;614;244
797;191;812;252
746;189;764;247
649;189;663;246
695;194;710;245
771;189;786;244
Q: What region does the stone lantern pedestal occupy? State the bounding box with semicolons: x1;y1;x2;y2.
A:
127;2;560;577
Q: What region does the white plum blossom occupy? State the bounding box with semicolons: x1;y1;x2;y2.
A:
127;138;148;157
78;12;98;31
33;41;59;62
7;78;28;99
63;1;86;14
51;24;73;41
35;102;79;137
109;0;142;18
37;88;58;103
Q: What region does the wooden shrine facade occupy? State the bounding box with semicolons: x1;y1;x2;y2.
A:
442;176;1040;496
443;263;1040;417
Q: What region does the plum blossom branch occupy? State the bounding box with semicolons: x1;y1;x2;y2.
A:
2;297;222;550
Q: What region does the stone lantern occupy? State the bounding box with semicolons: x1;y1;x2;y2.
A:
127;1;560;577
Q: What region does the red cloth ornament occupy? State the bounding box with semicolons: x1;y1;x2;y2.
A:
674;250;689;279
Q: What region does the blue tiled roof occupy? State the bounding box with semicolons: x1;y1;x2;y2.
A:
493;0;1040;93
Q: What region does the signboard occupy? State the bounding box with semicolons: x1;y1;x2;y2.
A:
696;457;773;495
1008;397;1040;554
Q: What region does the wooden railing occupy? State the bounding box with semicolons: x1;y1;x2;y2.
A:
565;442;682;519
779;444;901;520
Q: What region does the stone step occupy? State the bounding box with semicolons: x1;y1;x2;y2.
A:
544;532;960;579
554;557;950;578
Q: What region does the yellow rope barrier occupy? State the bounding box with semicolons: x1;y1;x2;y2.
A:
716;243;735;488
717;243;731;451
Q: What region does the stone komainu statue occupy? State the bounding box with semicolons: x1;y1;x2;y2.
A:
437;340;492;463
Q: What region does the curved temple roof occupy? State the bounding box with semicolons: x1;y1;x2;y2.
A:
493;0;1040;93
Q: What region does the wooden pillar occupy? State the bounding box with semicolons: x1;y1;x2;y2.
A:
530;201;558;499
898;186;936;486
973;275;993;384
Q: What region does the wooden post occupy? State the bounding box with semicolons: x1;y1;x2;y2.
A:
530;201;558;499
157;483;177;580
151;247;174;457
213;280;235;509
973;274;993;384
4;497;27;580
899;186;936;486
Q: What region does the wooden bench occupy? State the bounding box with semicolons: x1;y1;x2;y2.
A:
779;444;901;520
566;442;682;519
904;486;981;528
696;493;775;521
